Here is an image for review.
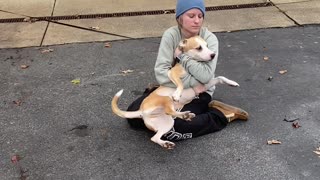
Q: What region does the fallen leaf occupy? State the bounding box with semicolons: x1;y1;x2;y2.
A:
20;65;29;69
11;155;21;164
263;56;269;61
267;140;281;145
267;76;273;81
13;100;22;106
279;70;288;74
23;17;37;23
292;122;301;128
104;42;111;48
71;79;81;85
23;17;31;22
314;147;320;158
313;151;320;155
90;26;100;30
41;48;54;53
69;125;88;131
121;69;134;74
20;173;29;180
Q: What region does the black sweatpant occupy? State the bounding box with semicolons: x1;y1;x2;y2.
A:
126;87;228;141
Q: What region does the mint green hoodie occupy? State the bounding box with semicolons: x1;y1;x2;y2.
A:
154;26;219;96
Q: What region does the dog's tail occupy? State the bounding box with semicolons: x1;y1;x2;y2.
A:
111;89;142;119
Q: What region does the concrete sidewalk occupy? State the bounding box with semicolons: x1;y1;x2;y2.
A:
0;0;320;48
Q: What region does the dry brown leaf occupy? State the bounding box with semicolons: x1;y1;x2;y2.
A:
11;155;21;164
20;65;29;69
23;17;31;22
90;26;100;30
267;140;281;145
279;70;288;74
314;147;320;157
23;17;37;23
313;151;320;155
292;122;301;128
104;42;111;48
263;56;269;61
121;69;134;74
41;48;54;53
13;100;22;106
31;18;38;23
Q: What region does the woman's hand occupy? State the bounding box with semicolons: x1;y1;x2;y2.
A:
192;83;207;95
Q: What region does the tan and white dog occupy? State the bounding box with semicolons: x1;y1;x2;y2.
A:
112;36;239;149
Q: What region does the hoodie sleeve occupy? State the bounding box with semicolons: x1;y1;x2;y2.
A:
154;33;176;87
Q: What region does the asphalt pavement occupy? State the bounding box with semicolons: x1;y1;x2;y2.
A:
1;24;320;179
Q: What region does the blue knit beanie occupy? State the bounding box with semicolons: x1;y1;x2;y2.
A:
175;0;206;18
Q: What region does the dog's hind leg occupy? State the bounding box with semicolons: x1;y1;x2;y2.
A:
151;130;175;149
148;116;175;149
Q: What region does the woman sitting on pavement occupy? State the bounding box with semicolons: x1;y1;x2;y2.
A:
127;0;249;141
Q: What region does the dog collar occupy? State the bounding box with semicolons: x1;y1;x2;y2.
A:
175;56;181;63
175;54;184;63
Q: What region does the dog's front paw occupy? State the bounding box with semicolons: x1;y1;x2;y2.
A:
172;90;181;102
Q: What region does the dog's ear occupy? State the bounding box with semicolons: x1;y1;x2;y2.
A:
178;39;187;52
182;39;187;44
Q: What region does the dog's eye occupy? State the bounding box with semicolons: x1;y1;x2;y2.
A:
196;46;202;51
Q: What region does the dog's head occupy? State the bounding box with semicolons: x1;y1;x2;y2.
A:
178;36;215;61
